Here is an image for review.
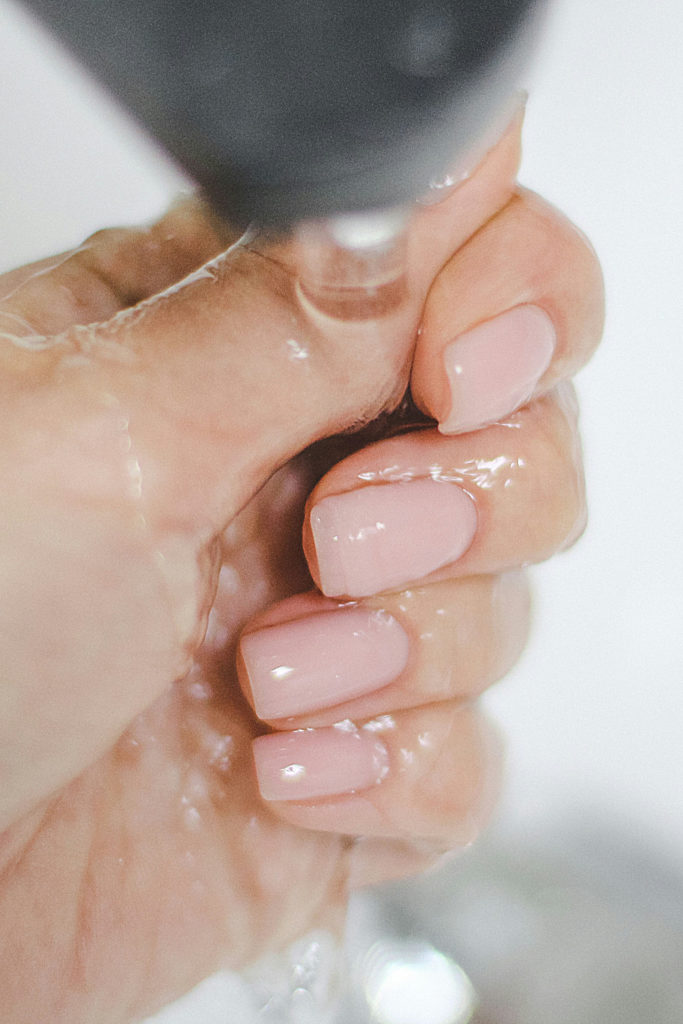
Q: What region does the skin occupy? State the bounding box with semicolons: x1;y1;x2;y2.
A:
0;115;603;1022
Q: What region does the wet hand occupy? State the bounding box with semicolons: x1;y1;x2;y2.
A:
0;109;603;1022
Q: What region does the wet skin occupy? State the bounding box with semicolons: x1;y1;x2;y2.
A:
0;115;603;1022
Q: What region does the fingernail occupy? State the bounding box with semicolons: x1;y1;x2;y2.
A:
439;305;555;435
253;724;389;802
311;478;477;598
241;607;410;720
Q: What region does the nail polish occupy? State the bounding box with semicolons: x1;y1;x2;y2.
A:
241;606;410;719
253;723;389;802
311;478;477;598
439;305;555;434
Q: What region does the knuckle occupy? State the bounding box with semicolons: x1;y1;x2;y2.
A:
528;387;587;553
74;228;144;304
514;188;606;355
384;704;496;844
488;570;532;682
82;226;131;250
513;189;589;281
456;582;518;693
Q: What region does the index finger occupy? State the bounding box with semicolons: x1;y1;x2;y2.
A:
411;187;605;434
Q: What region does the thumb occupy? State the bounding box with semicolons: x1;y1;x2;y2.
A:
75;113;522;538
101;234;416;534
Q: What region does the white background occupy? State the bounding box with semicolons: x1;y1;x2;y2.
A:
1;0;682;1017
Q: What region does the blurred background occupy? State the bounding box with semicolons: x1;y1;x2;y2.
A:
1;0;682;1020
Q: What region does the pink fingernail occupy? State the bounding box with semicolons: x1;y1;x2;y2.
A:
311;478;477;598
253;724;389;802
241;607;409;719
439;305;555;434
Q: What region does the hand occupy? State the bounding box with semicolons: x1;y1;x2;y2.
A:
0;111;603;1022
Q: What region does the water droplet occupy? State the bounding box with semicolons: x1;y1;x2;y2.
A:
286;337;309;361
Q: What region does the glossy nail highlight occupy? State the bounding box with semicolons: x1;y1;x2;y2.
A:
241;607;410;720
311;478;477;598
439;305;555;434
253;724;389;802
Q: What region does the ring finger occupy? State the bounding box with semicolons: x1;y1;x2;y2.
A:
238;571;530;727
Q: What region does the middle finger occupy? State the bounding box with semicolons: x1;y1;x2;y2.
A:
303;384;585;600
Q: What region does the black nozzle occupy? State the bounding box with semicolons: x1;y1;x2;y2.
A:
21;0;543;227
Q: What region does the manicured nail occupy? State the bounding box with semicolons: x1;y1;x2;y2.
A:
311;478;477;598
241;607;410;719
439;305;555;435
253;724;389;802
